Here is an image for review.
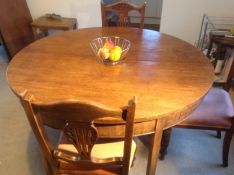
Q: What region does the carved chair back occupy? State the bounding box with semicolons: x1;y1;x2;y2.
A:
101;0;146;29
19;91;136;174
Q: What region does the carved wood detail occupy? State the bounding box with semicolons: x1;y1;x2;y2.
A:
64;121;98;160
101;1;146;29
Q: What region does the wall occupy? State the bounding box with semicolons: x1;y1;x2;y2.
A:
27;0;234;45
129;0;162;24
26;0;162;27
26;0;102;28
160;0;234;44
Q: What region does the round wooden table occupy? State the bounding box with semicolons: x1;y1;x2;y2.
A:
7;27;214;175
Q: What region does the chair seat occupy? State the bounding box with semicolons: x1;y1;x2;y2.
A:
58;161;122;175
57;134;136;166
179;87;234;129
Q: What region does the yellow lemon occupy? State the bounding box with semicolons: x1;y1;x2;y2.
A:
113;46;122;52
109;50;121;61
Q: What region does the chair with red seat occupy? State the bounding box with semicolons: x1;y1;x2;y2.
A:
160;62;234;167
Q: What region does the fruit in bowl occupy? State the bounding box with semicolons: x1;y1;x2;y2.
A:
98;47;109;59
110;49;122;61
90;36;130;64
98;41;123;61
103;39;115;50
98;39;123;62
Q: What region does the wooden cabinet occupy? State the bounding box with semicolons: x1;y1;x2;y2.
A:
0;0;34;60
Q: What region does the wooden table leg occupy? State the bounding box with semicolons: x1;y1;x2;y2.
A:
41;29;49;37
159;128;172;160
146;119;164;175
207;39;213;58
73;23;77;29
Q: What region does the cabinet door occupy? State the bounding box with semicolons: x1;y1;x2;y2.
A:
0;0;34;60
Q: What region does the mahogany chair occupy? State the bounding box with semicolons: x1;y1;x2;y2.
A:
19;91;137;175
101;0;146;29
160;62;234;167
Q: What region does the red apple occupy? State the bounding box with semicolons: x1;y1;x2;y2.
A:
103;39;114;51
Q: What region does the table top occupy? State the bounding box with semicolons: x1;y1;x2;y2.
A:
7;27;214;123
31;16;77;30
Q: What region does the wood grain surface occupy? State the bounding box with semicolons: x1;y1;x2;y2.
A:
7;27;214;124
31;16;77;30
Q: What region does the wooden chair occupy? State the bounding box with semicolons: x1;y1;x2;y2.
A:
160;61;234;167
19;91;137;175
101;0;146;29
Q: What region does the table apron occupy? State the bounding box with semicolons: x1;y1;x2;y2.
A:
96;99;201;138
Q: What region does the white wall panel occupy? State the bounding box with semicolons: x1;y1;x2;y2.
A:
26;0;102;28
160;0;234;44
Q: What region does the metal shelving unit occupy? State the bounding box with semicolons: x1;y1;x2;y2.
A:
197;14;234;84
197;14;234;51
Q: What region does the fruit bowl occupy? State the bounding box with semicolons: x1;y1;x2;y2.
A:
90;36;131;65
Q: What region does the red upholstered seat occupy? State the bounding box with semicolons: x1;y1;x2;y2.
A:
180;88;234;129
160;87;234;167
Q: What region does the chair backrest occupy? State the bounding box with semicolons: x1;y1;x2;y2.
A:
214;54;234;91
101;0;146;29
225;57;234;91
19;91;136;174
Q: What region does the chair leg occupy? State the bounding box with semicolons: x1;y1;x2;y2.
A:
216;130;221;139
159;128;172;160
222;129;234;167
39;148;56;175
40;156;51;175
